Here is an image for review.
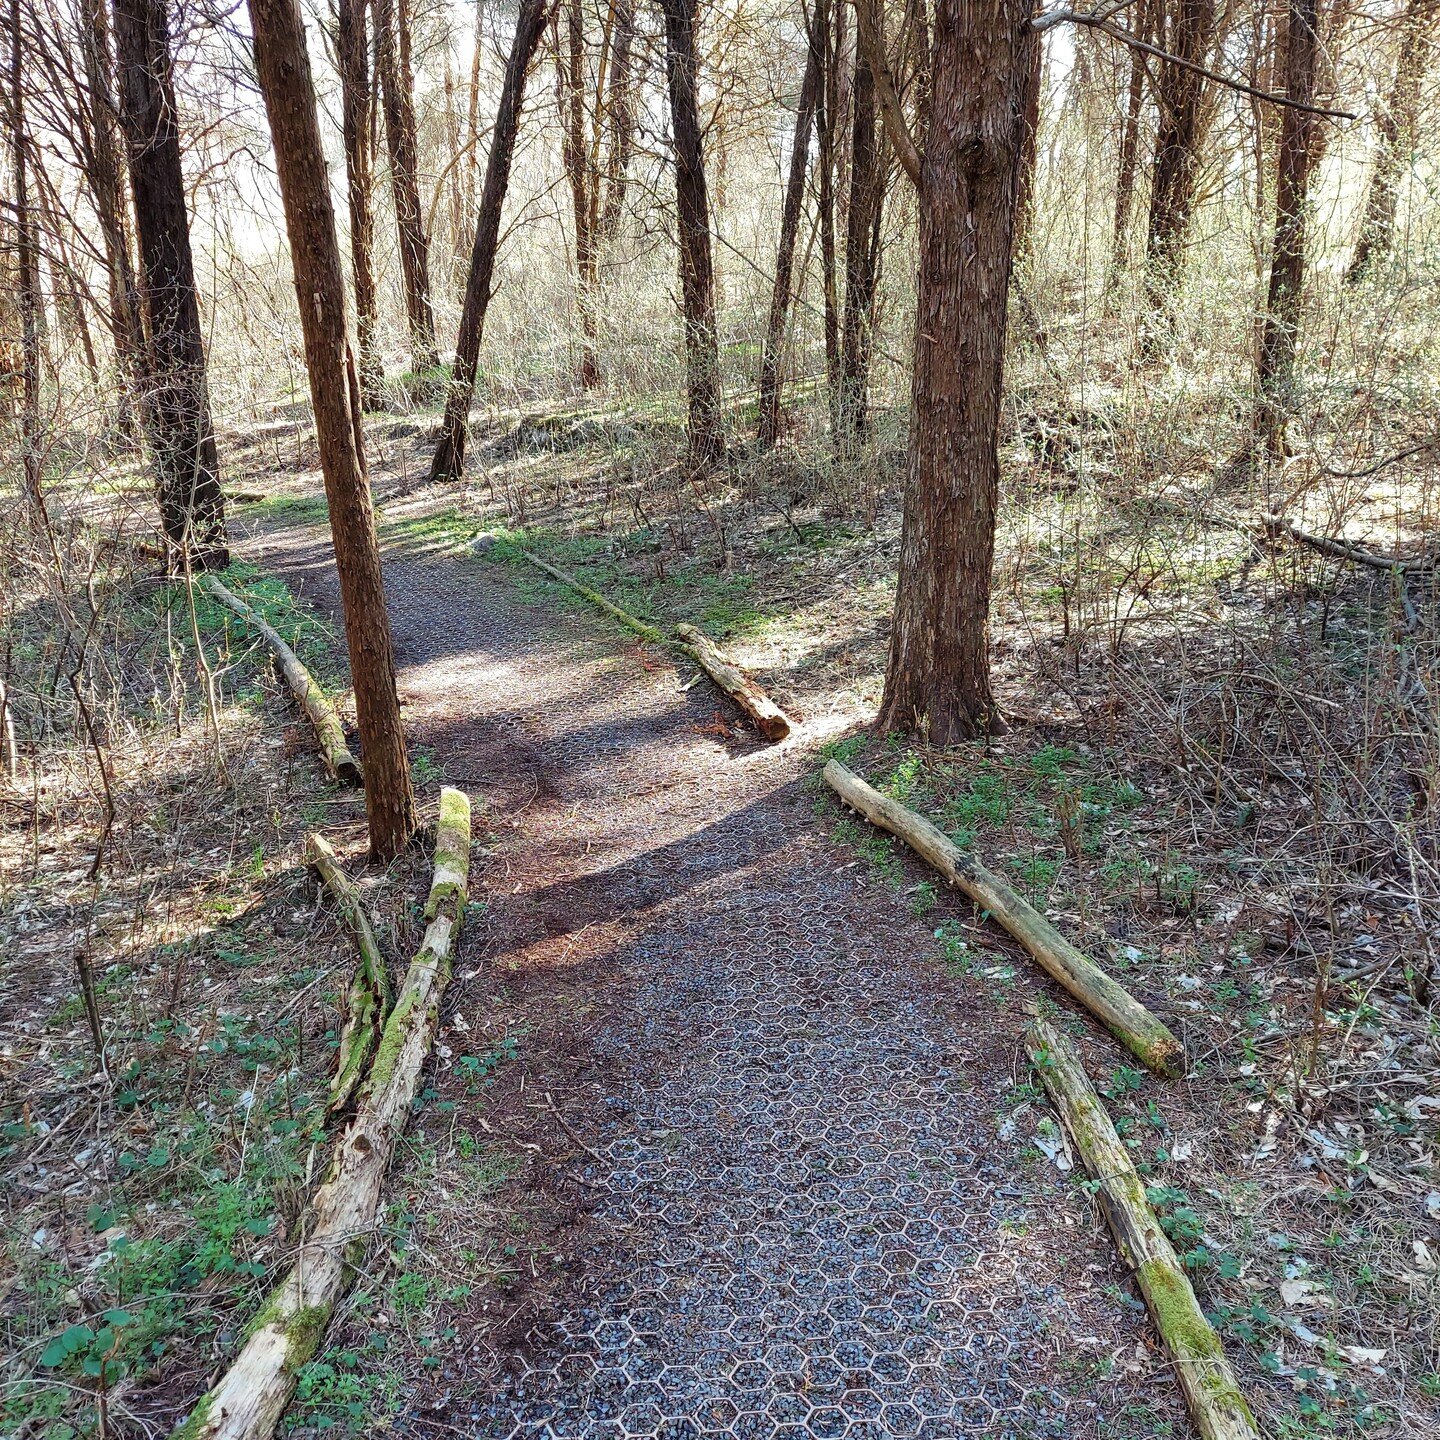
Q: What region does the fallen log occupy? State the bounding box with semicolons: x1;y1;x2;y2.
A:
673;624;792;740
1261;512;1431;572
514;547;664;643
201;575;361;784
174;788;472;1440
511;548;793;740
1027;1017;1258;1440
305;833;392;1113
823;760;1184;1077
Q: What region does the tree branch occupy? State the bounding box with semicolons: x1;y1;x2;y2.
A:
1033;8;1356;119
854;0;923;187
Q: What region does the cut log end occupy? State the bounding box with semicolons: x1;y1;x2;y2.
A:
673;623;794;741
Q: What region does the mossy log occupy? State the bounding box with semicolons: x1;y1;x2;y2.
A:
823;760;1184;1077
515;547;665;642
305;833;392;1113
512;549;791;740
673;623;792;739
173;789;472;1440
1027;1017;1258;1440
201;576;361;784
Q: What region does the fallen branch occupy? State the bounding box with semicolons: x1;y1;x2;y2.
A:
1261;513;1432;573
175;788;472;1440
823;761;1184;1076
673;624;792;740
512;548;793;739
1027;1017;1258;1440
515;547;664;642
201;575;361;784
305;833;393;1113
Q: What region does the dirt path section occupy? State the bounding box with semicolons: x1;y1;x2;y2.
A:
245;509;1185;1439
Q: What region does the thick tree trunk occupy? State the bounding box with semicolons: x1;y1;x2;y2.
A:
1346;0;1433;282
876;0;1033;744
660;0;726;468
373;0;439;371
9;0;41;503
113;0;229;571
1256;0;1319;455
248;0;417;861
838;34;881;446
78;0;148;426
337;0;385;405
429;0;552;484
1141;0;1217;326
757;13;820;451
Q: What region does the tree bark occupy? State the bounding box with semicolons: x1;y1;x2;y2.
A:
113;0;229;571
597;0;637;247
373;0;439;371
838;29;881;446
1141;0;1217;326
1011;21;1044;266
757;11;820;451
1256;0;1319;455
877;0;1033;744
429;0;552;485
9;0;42;504
1346;0;1433;282
556;0;600;389
78;0;148;426
1107;0;1153;290
248;0;417;861
660;0;726;469
337;0;385;405
815;0;840;425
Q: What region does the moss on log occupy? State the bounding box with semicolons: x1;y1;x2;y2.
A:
824;759;1184;1077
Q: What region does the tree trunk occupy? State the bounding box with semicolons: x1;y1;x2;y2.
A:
429;0;552;484
660;0;726;469
9;0;41;503
248;0;418;862
838;32;881;446
1256;0;1318;455
78;0;148;428
1107;0;1152;290
1011;23;1044;266
597;0;636;247
373;0;439;371
556;0;600;389
113;0;229;571
1346;0;1433;282
876;0;1033;744
1141;0;1217;325
337;0;385;406
813;0;840;421
757;12;820;451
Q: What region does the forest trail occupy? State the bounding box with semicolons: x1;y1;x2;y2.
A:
245;502;1174;1439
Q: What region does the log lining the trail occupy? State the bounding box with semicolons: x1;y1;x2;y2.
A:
512;547;793;739
1027;1017;1259;1440
173;788;472;1440
305;832;392;1113
823;759;1185;1077
201;575;362;784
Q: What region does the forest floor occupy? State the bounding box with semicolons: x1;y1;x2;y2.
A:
3;392;1437;1440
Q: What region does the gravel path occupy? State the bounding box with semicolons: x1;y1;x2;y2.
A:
249;505;1184;1440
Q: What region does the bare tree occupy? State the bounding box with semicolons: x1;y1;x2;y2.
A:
247;0;417;861
1346;0;1433;282
660;0;726;468
870;0;1035;741
336;0;385;405
757;5;820;451
1256;0;1319;456
113;0;228;570
430;0;553;484
1108;0;1155;290
373;0;439;371
838;14;882;446
9;0;41;503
